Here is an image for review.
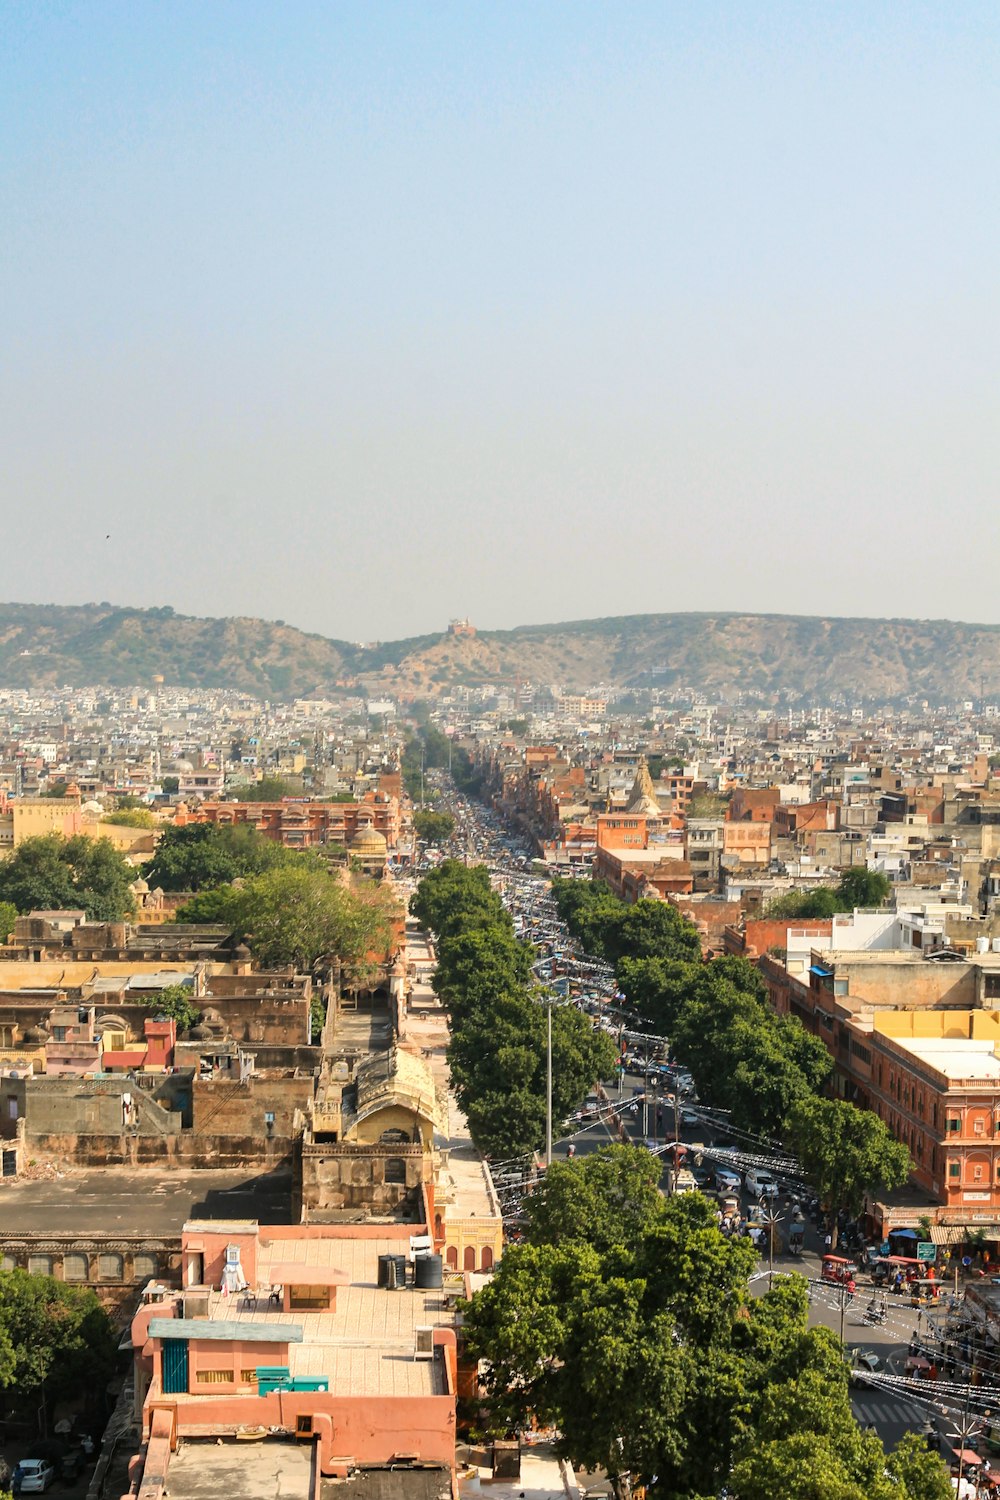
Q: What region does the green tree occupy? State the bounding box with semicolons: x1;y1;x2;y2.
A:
0;902;17;943
884;1431;952;1500
785;1096;912;1247
174;885;239;923
521;1145;665;1253
228;866;393;972
449;991;617;1158
103;807;157;828
161;776;180;794
0;834;135;920
0;1270;117;1419
412;810;456;844
836;866;892;910
145;982;200;1033
433;924;534;1022
225;776;298;801
764;887;842;919
410;860;505;940
144;821;306;891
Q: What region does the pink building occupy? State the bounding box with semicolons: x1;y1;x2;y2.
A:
126;1220;459;1498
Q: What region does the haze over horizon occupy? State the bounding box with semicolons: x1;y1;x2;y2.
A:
4;3;999;641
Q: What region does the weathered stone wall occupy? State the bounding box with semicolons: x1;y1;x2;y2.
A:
0;1232;181;1321
299;1141;426;1221
23;1129;295;1170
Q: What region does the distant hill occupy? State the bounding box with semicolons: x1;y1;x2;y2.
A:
1;601;999;704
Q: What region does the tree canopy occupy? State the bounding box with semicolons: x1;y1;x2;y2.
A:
785;1096;912;1247
143;821;308;891
412;809;456;844
520;1144;665;1254
411;862;616;1157
0;834;135;920
145;982;200;1033
103;806;158;828
462;1163;951;1500
0;1269;117;1412
766;867;893;919
226;866;395;973
224;776;300;802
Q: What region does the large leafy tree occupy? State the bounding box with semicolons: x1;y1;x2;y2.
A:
449;990;617;1158
433;924;534;1022
0;1270;116;1414
520;1145;664;1253
412;810;456;844
463;1177;951;1500
227;866;395;973
409;859;505;940
412;864;616;1158
785;1096;912;1246
0;834;135;920
143;821;305;892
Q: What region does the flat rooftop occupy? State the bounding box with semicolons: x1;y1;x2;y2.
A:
892;1036;1000;1081
156;1438;313;1500
203;1235;453;1397
0;1167;292;1234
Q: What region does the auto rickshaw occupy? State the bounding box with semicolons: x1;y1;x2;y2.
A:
872;1254;923;1289
910;1278;942;1308
822;1254;855;1284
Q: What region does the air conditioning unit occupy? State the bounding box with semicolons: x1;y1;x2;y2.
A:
414;1326;434;1360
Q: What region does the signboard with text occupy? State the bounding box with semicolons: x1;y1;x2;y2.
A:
917;1241;936;1262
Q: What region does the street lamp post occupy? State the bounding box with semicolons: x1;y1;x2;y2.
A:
545;1001;553;1168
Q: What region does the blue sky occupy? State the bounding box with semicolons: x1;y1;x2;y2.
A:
3;3;999;641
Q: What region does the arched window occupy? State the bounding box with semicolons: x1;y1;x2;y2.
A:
445;1246;458;1269
98;1253;123;1281
63;1253;88;1282
480;1246;494;1271
134;1253;157;1281
463;1246;476;1271
384;1158;407;1185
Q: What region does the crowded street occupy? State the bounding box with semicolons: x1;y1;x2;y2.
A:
416;775;1000;1475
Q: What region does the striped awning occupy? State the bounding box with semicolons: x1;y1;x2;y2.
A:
930;1224;1000;1244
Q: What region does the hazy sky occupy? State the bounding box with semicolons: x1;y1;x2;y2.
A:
3;3;999;642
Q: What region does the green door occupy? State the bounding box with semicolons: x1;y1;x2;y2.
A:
162;1338;189;1394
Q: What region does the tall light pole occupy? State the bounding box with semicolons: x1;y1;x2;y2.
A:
546;1001;553;1168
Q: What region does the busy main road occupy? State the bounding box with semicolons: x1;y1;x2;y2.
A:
418;776;994;1463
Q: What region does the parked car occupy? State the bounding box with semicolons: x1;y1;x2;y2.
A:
716;1168;742;1192
673;1168;698;1194
745;1168;779;1199
12;1458;56;1493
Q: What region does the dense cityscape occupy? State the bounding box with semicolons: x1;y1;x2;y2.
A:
0;646;997;1498
5;4;994;1498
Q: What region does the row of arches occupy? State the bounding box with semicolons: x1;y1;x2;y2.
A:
444;1244;494;1272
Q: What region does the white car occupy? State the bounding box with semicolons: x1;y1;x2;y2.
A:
13;1459;56;1493
745;1169;779;1199
716;1168;742;1192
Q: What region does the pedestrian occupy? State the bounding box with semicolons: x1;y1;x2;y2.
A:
824;1232;833;1252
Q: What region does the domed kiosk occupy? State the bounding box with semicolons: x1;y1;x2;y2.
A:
349;816;388;877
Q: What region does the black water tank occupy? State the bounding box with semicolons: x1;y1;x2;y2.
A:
377;1253;395;1287
414;1253;443;1289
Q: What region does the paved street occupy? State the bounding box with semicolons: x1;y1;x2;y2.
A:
432;785;942;1454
